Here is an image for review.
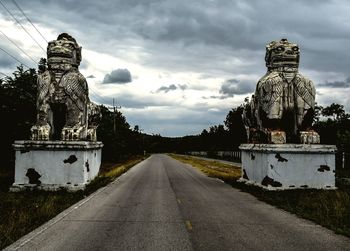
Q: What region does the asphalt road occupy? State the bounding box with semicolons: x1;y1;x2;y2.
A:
6;154;350;251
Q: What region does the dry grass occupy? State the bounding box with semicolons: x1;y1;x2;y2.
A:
103;158;144;178
170;154;350;237
0;155;147;249
169;154;241;181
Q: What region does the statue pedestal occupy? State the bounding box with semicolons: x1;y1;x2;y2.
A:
11;140;103;191
239;144;336;190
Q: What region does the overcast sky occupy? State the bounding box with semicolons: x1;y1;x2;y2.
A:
0;0;349;136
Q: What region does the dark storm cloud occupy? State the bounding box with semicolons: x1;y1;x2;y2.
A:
86;75;95;78
318;77;350;88
1;1;346;65
15;0;350;76
156;84;188;93
202;95;228;100
157;84;177;93
211;95;226;99
203;79;255;99
102;69;132;84
219;79;255;97
178;84;188;90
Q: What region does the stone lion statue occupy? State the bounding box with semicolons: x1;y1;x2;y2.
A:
31;33;100;141
243;38;319;144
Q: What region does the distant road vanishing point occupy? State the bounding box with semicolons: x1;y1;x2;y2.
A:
6;154;350;251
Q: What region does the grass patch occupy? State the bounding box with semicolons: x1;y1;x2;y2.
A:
169;154;241;181
170;154;350;237
0;155;147;249
0;170;14;192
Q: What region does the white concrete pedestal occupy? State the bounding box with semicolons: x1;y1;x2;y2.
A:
11;140;103;191
239;144;336;190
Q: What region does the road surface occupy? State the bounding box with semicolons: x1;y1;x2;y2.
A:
6;154;350;250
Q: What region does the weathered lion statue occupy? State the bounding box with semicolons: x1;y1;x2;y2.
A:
31;33;100;141
243;38;319;144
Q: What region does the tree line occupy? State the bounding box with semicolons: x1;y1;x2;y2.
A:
0;66;145;170
1;65;349;173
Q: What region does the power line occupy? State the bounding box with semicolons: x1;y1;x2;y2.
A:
89;86;113;106
0;71;10;78
11;0;48;43
0;0;46;53
113;98;116;133
0;46;31;68
0;29;38;65
88;87;106;103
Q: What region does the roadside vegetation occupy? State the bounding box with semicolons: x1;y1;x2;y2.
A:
171;154;350;237
0;155;147;249
169;154;241;181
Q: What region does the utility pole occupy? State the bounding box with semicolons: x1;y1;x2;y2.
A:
112;98;121;135
113;98;116;134
140;129;145;156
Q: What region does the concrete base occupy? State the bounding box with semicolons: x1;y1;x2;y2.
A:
239;144;337;190
11;140;103;191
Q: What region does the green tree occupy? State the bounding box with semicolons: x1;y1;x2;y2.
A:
0;64;145;168
38;58;47;74
314;103;350;169
133;125;140;133
321;103;348;121
224;105;247;149
0;65;37;168
97;106;141;161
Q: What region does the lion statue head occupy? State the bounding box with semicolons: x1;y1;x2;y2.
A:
47;33;82;72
